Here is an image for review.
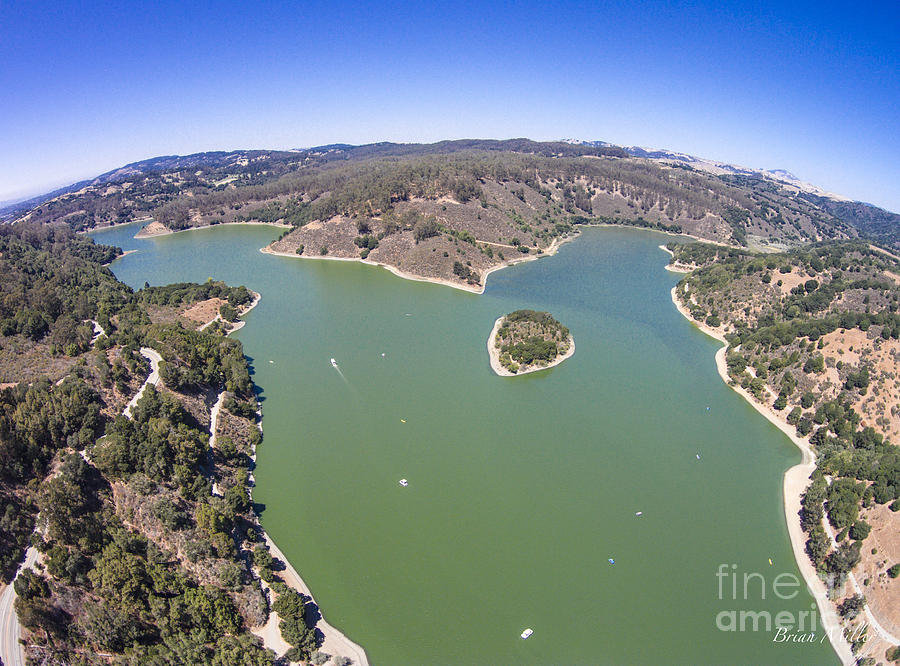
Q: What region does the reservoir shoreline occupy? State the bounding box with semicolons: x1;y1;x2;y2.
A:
91;221;840;663
260;233;573;295
669;286;854;665
134;219;291;239
221;293;370;665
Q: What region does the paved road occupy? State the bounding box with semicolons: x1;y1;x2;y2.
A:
123;347;163;419
1;347;164;666
209;391;225;497
0;547;38;666
88;319;105;345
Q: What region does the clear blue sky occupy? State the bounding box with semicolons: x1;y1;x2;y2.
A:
2;1;899;212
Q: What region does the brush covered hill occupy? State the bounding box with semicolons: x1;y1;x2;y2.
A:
13;139;900;290
0;223;321;664
491;309;573;375
669;239;900;653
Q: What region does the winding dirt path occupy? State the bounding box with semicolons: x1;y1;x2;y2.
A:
209;391;225;496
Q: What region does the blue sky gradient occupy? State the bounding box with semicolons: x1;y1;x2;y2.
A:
2;1;898;211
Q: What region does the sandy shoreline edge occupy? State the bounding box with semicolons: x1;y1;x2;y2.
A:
134;219;291;239
260;246;482;294
261;234;574;295
669;286;855;664
486;315;575;376
259;535;370;666
219;293;369;664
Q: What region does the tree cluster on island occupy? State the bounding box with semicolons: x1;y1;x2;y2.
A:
495;309;572;374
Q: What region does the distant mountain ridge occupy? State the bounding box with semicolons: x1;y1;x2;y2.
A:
563;139;850;201
0;151;283;219
4;138;899;254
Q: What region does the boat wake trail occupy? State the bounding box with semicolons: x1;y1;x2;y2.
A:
330;358;359;397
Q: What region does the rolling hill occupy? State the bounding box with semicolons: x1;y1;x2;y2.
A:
6;138;899;290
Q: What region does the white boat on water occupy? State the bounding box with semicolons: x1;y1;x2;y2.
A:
399;479;409;487
520;628;533;639
330;358;338;368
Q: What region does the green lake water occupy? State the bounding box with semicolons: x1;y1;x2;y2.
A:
93;223;838;665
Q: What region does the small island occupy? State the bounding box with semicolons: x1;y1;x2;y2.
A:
488;310;575;376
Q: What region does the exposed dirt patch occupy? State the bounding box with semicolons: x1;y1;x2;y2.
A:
181;298;226;326
776;268;810;294
855;502;900;636
819;330;900;441
135;220;169;237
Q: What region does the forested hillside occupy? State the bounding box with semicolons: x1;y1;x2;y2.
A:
670;240;900;654
0;224;324;664
11;138;900;292
11;138;899;289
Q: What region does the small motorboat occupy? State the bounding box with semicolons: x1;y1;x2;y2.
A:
399;479;409;487
608;558;615;565
520;628;533;639
635;511;643;517
330;358;338;368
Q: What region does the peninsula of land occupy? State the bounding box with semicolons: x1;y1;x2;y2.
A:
488;310;574;376
20;138;900;295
